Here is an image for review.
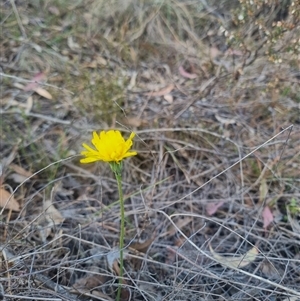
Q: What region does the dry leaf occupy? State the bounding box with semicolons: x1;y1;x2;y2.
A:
74;274;105;290
106;247;129;273
36;200;64;242
226;48;243;56
43;200;64;225
83;60;97;68
67;36;80;50
83;57;107;68
130;235;156;253
164;216;192;237
209;46;221;59
13;82;25;90
125;117;143;127
144;84;174;97
10;163;33;178
23;73;46;91
206;201;224;216
1;144;19;181
178;66;197;79
262;206;274;229
48;6;60;16
215;114;237;125
96;56;107;66
0;188;20;211
8;173;28;184
209;244;258;269
259;178;268;203
25;96;33;114
34;87;52;99
22;73;53;99
32;43;42;52
127;71;137;90
92;289;119;301
164;94;173;104
70;287;114;301
260;259;279;278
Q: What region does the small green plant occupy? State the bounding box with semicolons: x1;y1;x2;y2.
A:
287;198;300;216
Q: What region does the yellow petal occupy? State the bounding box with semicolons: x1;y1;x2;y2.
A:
80;130;137;163
129;132;135;140
80;157;99;163
122;151;137;159
82;143;97;154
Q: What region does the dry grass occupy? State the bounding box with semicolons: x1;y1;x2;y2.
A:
1;0;300;300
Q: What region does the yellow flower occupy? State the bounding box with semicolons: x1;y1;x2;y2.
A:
80;130;137;163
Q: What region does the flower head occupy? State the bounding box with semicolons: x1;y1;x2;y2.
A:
80;130;137;164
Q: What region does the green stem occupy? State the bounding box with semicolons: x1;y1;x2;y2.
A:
114;167;124;301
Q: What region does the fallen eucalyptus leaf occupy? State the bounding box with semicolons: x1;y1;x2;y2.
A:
0;188;20;211
209;243;258;269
